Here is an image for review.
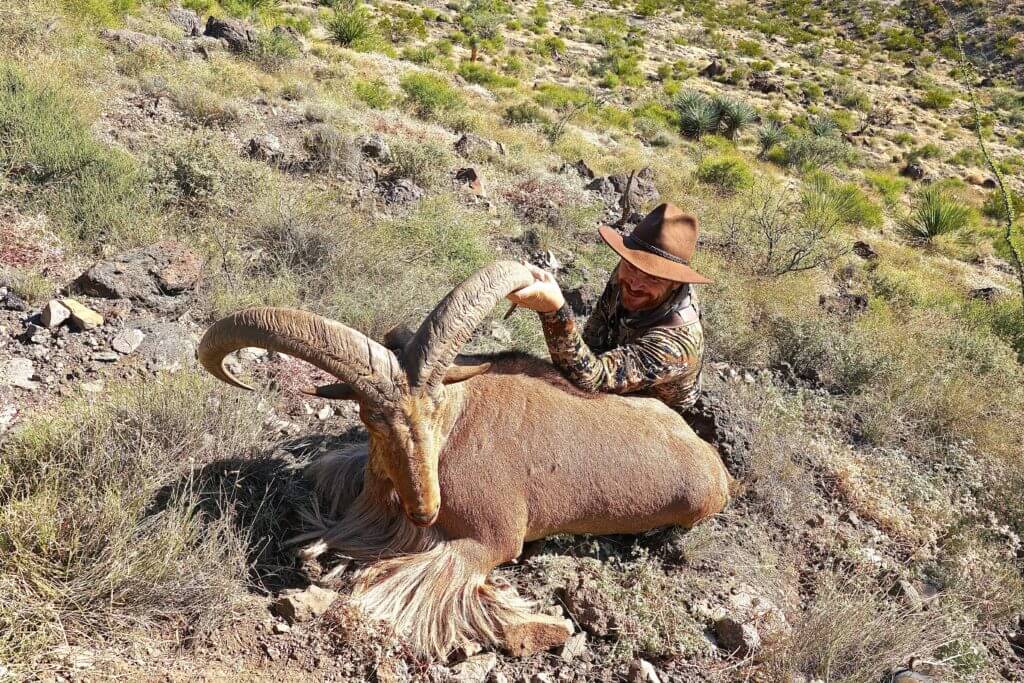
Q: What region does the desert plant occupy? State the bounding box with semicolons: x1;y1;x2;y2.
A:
696;155;753;193
807;114;838;138
920;85;955;110
457;61;517;88
503;101;551;126
458;0;510;61
247;29;300;72
674;90;719;138
327;5;377;48
803;172;883;228
901;187;974;241
303;124;359;173
353;78;394;109
387;140;453;188
713;95;757;139
983;188;1024;222
772;133;854;168
757;120;786;158
399;72;464;118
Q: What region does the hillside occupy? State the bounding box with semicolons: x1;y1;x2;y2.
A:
1;0;1024;680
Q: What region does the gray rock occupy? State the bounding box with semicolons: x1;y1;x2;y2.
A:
900;160;927;180
246;133;283;163
354;133;392;162
1;358;37;390
896;579;924;612
586;167;659;218
628;659;661;683
72;240;201;310
134;321;197;372
169;6;202;36
454;133;505;159
271;585;339;623
969;285;1009;302
40;300;71;328
450;652;496;683
559;632;587;661
564;286;597;316
1;290;29;312
531;675;555;683
715;615;761;655
92;351;120;363
99;28;176;53
376;178;425;204
558;159;595;180
111;328;145;355
203;15;256;53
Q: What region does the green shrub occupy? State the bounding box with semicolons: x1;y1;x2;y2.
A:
171;86;241;127
61;0;139;25
503;101;552;126
387;140;453;188
353;78;394;109
757;120;786;158
152;135;228;210
920;86;955;111
982;188;1024;221
800;80;824;101
302;124;359;173
247;29;300;72
736;38;763;57
774;134;854;168
457;61;517;88
696;155;753;193
901;187;975;241
0;63;154;245
401;45;438;64
533;82;591;111
674;90;719;138
864;170;909;208
802;173;882;229
399;72;464;118
327;6;378;49
713;95;757;139
532;35;566;58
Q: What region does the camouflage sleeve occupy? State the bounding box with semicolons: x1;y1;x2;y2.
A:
539;304;700;395
581;278;617;353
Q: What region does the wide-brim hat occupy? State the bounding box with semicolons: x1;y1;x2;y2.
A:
598;203;711;284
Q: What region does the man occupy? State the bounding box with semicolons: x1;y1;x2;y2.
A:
508;203;708;418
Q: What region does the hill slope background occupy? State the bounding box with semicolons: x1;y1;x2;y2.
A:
1;0;1024;680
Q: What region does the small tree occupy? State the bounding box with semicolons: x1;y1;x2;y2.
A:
458;0;510;62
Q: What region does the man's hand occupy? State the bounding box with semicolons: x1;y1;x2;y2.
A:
507;262;565;313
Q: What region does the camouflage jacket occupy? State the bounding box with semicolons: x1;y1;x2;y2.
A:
539;278;704;414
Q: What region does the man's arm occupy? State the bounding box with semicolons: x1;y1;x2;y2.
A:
580;275;618;353
539;304;700;394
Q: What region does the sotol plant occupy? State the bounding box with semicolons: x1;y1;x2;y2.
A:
901;187;974;241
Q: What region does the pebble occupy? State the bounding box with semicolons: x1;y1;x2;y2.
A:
450;652;496;683
316;405;334;421
628;659;661;683
92;351;120;363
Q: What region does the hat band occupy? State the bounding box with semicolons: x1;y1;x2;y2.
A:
623;234;690;265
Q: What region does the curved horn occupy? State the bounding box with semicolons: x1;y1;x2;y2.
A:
198;307;405;407
404;261;534;393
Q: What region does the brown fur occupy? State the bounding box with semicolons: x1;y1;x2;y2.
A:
297;353;732;659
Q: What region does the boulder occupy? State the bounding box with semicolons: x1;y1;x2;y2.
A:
354;133;392;162
204;15;256;53
454;133;505;159
111;328;146;355
99;29;176;53
72;240;202;310
61;298;103;331
376;178;425;205
558;159;595;180
852;240;878;260
749;72;783;93
454;167;483;194
900;160;927;181
271;585;339;623
586;167;659;217
169;6;202;37
714;615;761;655
0;290;29;312
562;574;615;637
628;659;661;683
40;299;71;328
559;632;587;661
246;134;283;163
501;614;573;657
700;60;727;78
969;285;1009;302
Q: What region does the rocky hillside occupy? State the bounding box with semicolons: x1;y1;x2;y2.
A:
2;0;1024;681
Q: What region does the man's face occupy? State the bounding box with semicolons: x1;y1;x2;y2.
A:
617;259;679;312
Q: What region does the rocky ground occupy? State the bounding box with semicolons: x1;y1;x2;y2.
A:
2;0;1024;681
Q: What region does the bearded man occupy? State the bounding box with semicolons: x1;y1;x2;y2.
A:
508;203;709;420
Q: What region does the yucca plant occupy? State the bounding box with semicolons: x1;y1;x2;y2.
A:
757;120;785;158
674;90;719;139
328;6;376;48
901;187;974;241
714;95;757;139
808;114;839;137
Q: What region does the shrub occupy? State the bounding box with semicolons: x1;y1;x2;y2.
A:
696;155;753;193
773;133;854;168
457;61;517;88
503;101;551;126
713;95;757;139
901;187;975;241
303;124;359;173
674;90;719;138
864;170;909;208
152;135;228;210
757;120;786;158
802;172;883;229
327;6;378;49
353;78;394;109
534;82;591;111
387;140;454;188
247;29;300;72
736;38;763;57
399;72;464;118
807;114;838;138
172;86;241;127
800;79;824;101
982;188;1024;221
401;45;437;64
920;86;955;110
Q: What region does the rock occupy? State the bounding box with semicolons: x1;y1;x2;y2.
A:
22;322;47;344
564;286;597;316
558;159;595;180
818;293;868;317
40;299;71;328
316;405;334;421
376;178;425;204
271;585;339;623
354;133;392;162
896;579;924;612
900;160;927;180
586;167;659;217
562;575;614;637
969;285;1009;302
891;670;937;683
134;321;197;372
749;72;783;93
204;15;257;53
454;133;505;159
450;652;497;683
1;290;29;312
99;29;176;53
628;659;660;683
1;358;37;390
700;60;726;78
376;658;410;683
501;614;573;657
454;167;483;194
852;240;878;260
61;298;103;331
72;240;202;309
715;615;761;655
531;674;555;683
964;169;996;188
246;134;283;163
488;321;512;344
169;6;202;36
559;632;587;661
92;351;120;362
111;328;145;355
0;404;17;433
272;621;291;634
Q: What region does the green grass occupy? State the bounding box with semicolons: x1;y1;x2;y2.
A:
920;85;955;110
353;78;395;109
803;172;883;229
457;61;518;88
696;154;753;193
0;62;157;246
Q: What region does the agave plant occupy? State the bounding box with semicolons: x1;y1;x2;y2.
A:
674;91;720;139
757;120;785;158
808;114;839;138
901;187;974;241
713;95;758;139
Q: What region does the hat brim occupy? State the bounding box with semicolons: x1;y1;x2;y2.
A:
598;225;712;284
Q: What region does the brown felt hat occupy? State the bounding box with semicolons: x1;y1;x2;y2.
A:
598;203;711;284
